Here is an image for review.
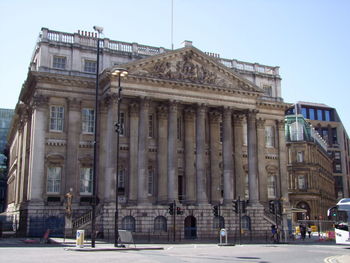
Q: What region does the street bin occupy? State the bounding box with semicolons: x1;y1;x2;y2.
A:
76;230;85;248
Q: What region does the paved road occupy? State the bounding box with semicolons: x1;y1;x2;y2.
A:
0;239;349;263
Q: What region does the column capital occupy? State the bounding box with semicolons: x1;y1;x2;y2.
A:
140;96;151;108
184;107;195;121
103;93;118;108
233;114;245;126
209;110;221;123
256;117;266;129
129;101;139;117
197;103;207;115
67;97;81;111
31;94;49;110
157;105;168;120
276;119;285;131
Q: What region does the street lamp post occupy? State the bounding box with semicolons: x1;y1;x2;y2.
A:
112;68;128;247
91;25;103;248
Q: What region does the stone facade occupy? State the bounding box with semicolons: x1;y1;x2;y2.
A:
6;28;289;239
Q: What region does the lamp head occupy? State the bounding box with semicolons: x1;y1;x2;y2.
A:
93;26;104;34
111;68;129;77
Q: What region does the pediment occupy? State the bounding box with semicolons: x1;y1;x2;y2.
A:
123;47;263;93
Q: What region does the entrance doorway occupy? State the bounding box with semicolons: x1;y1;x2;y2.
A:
184;216;197;239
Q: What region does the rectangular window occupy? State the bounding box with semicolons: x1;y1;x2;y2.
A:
50;106;64;131
322;128;329;143
263;85;272;96
298;175;307;190
177;116;182;141
325;110;331;121
243;121;248;146
317;109;323;120
119;112;125;136
53;56;66;69
309;108;315;120
148;114;154;138
219;120;223;143
301;108;307;118
84;60;96;73
335;163;342;173
80;167;93;194
265;126;275;148
82;108;95;133
332;128;338;144
297;151;304;162
47;167;61;193
334;151;341;160
267;176;276;199
118;169;125;190
148;166;154;195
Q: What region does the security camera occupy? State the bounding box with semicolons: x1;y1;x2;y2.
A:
93;26;103;34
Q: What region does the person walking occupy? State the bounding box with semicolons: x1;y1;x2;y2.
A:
307;225;312;238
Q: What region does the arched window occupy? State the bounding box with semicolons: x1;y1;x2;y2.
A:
154;216;167;232
213;216;225;229
242;216;251;231
121;216;135;232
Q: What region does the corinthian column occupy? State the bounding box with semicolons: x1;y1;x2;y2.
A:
128;102;139;203
247;110;259;204
28;95;48;202
222;107;234;203
256;118;267;203
233;113;244;198
157;105;168;203
196;104;208;204
103;95;118;202
168;102;178;202
209;110;221;203
184;108;196;204
137;98;150;204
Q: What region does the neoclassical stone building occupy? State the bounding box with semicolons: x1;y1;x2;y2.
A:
7;28;289;239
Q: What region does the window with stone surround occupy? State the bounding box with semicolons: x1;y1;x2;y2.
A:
298;175;307;190
148;114;154;138
297;151;304;163
154;216;167;232
119;112;125;136
148;166;154;195
47;166;61;194
50;106;64;131
267;175;276;198
53;56;66;69
118;168;125;192
177;116;182;141
84;60;96;73
80;167;93;195
263;85;272;96
265;126;275;148
82;108;95;133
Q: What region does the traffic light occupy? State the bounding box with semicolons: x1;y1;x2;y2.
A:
176;207;184;215
168;203;174;215
115;122;121;133
233;200;239;214
213;205;219;217
269;200;275;214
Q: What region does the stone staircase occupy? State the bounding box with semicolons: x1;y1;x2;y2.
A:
72;206;102;230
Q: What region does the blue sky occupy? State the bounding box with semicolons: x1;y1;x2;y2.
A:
0;0;349;132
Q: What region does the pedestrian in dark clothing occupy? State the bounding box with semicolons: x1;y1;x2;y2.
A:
299;224;306;240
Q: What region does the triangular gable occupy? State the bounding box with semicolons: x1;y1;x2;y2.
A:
121;46;264;93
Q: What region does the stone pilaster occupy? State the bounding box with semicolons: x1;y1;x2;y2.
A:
103;94;118;202
128;102;139;203
233;113;244;199
196;104;208;204
222;107;234;204
276;119;289;204
256;118;267;204
137;98;150;204
168;101;178;202
157;105;168;203
66;98;81;200
247;110;259;204
28;95;48;202
209;110;221;203
184;108;196;204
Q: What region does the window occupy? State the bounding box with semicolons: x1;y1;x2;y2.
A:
118;168;125;191
325;110;331;121
267;175;276;199
244;174;249;199
290;121;303;141
50;106;64;131
332;128;338;144
309;108;315;120
298;175;307;190
301;108;307;118
148;114;154;138
80;167;93;194
243;122;248;146
321;128;329;142
53;56;66;69
121;216;135;232
213;216;225;229
334;151;341;160
154;216;167;232
265;126;275;147
82;108;95;133
297;151;304;163
317;109;323;120
335;164;342;173
119;112;125;136
177;116;182;141
148;166;154;195
219;120;223;143
84;60;96;73
241;216;251;231
263;85;272;96
47;167;61;194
